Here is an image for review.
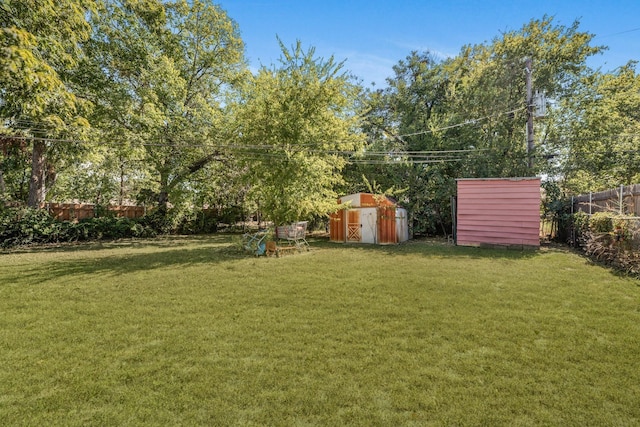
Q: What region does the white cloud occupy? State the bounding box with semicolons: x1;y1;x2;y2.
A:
338;52;397;87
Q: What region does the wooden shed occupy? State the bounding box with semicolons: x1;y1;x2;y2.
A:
329;193;409;244
456;178;541;248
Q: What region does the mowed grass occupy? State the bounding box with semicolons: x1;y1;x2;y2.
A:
1;236;639;426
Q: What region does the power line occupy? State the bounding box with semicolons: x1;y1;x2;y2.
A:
595;27;640;39
397;107;526;138
0;133;489;155
5;104;530;142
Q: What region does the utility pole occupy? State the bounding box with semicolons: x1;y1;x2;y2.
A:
525;57;534;171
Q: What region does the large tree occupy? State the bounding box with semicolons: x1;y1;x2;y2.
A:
236;40;365;226
554;62;640;193
79;0;245;213
355;16;603;234
0;0;95;206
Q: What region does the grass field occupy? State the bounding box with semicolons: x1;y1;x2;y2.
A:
1;236;639;426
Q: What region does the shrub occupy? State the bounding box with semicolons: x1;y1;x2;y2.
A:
0;207;156;249
138;207;222;235
541;180;573;242
572;211;640;278
589;212;614;233
0;207;63;247
571;211;590;247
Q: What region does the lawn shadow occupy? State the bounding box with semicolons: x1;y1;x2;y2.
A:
3;234;224;255
4;235;250;285
6;235;550;286
311;236;545;260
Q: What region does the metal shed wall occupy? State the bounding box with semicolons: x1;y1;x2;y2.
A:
456;178;541;247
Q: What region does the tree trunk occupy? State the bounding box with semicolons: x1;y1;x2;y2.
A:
119;161;125;205
0;168;6;201
157;170;170;217
27;140;47;208
158;190;169;215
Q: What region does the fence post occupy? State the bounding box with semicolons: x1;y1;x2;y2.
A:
571;196;574;215
589;192;592;215
571;196;575;246
620;184;624;215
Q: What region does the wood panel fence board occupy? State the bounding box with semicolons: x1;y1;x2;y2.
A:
572;184;640;215
42;203;146;221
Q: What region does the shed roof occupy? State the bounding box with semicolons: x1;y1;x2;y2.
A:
339;193;396;208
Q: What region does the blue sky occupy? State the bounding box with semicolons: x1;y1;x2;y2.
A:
221;0;640;87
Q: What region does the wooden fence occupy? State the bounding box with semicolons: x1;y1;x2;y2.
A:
572;184;640;215
42;203;146;221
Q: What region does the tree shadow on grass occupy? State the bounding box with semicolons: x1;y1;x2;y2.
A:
3;235;250;285
4;235;549;286
4;234;228;254
311;236;544;260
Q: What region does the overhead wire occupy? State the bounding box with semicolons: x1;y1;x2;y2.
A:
4;111;640;166
3;103;530;144
396;107;527;138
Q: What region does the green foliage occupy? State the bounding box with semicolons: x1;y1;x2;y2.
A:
612;217;634;242
0;206;63;246
136;205;228;235
556;63;640;193
588;212;614;233
75;0;246;211
540;180;573;242
0;206;156;248
238;39;365;225
0;0;95;206
572;211;590;240
357;17;601;235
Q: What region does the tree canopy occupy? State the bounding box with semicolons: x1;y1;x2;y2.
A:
237;40;365;225
551;62;640;193
78;0;245;214
2;5;638;236
351;16;606;234
0;0;95;206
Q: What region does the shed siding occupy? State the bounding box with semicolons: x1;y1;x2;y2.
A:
377;206;397;244
456;178;540;247
329;211;344;242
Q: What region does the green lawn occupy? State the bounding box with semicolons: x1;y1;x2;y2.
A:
1;236;639;426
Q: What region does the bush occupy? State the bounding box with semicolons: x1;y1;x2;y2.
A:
589;212;614;233
541;180;573;242
0;207;156;249
572;211;640;278
0;207;62;247
138;207;222;235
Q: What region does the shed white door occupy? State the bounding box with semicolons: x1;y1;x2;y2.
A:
360;208;377;244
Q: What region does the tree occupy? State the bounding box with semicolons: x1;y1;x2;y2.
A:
556;62;640;193
443;16;602;177
0;0;94;206
356;17;603;235
236;40;365;226
79;0;245;214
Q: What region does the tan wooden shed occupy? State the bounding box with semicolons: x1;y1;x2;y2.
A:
329;193;409;244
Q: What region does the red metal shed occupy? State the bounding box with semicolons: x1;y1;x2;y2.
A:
456;178;541;248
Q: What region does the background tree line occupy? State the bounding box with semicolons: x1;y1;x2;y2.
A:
1;0;639;236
